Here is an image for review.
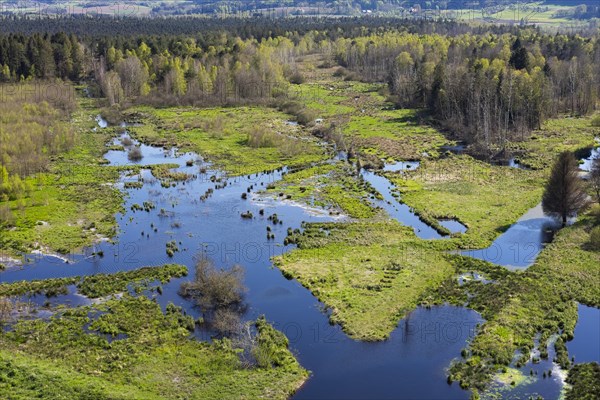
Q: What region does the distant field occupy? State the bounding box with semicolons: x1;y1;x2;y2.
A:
440;2;587;27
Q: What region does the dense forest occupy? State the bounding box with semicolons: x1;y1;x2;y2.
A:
336;30;599;153
0;15;526;37
0;16;598;202
1;17;596;156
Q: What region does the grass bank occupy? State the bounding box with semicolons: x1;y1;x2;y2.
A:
0;93;124;256
275;221;455;340
124;105;328;176
0;266;308;399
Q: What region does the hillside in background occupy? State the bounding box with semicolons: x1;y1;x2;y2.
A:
0;0;598;18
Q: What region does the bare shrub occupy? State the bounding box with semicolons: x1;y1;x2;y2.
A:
121;137;134;146
333;67;347;77
280;139;310;158
288;72;305;84
0;204;15;227
127;146;143;161
0;298;33;324
211;308;243;335
0;298;13;324
590;226;600;251
179;258;245;310
203;116;224;139
100;107;123;125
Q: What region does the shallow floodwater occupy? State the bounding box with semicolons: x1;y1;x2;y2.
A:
440;143;467;155
580;138;600;172
0;117;584;399
439;219;468;234
105;134;198;167
484;333;567;400
383;160;420;172
460;203;561;269
360;169;442;239
567;304;600;364
0;120;480;399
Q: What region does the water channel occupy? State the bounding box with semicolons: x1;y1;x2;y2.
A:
1;118;597;399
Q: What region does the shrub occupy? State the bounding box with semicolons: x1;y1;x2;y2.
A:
0;204;15;227
247;127;278;148
211;308;242;335
127;146;143;161
179;258;245;310
333;67;347;77
100;107;122;125
288;72;305;84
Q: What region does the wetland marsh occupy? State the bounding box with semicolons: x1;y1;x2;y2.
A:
1;19;599;400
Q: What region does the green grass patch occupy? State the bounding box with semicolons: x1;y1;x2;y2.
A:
125;106;327;176
512;116;598;170
77;264;188;298
345;109;449;160
0;294;308;399
0;264;188;299
266;162;379;218
275;221;455;340
391;155;545;248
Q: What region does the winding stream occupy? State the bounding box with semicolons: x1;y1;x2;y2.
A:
460;203;561;269
1;118;597;399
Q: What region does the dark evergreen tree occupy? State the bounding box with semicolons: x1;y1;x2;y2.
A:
510;45;530;71
542;151;588;226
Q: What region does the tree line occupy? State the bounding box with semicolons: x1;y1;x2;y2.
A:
335;29;600;155
0;17;597;154
94;36;294;106
0;33;84;81
0;14;524;38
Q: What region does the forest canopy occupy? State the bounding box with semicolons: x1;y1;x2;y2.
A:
1;17;596;156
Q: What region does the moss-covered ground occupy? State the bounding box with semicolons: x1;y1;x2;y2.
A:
123;106;328;176
0;266;308;399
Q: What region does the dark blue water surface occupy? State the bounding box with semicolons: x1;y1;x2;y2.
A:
460;203;561;269
1;118;594;399
568;304;600;364
360;169;442;239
